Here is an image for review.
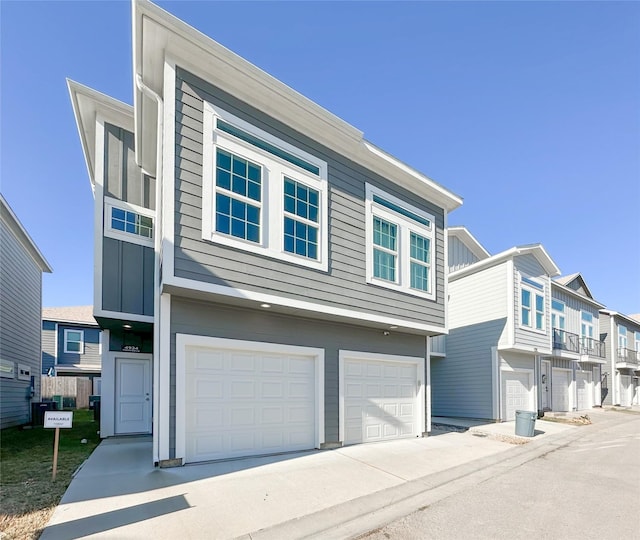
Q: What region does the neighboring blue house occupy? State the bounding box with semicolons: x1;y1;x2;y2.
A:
41;306;102;394
0;194;52;429
68;0;463;466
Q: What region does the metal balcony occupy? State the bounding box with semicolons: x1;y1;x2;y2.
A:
552;329;581;354
616;348;639;367
580;337;606;358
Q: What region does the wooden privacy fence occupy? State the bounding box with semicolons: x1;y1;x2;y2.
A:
41;377;92;409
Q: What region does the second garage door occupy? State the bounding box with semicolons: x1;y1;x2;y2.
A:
552;369;571;412
576;371;592;411
183;342;319;463
341;354;423;445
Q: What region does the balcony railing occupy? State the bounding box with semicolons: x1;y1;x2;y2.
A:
553;329;581;354
617;348;640;366
580;337;606;358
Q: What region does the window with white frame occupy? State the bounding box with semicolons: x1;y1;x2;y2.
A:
202;103;328;271
64;329;84;354
104;197;154;248
636;331;640;354
618;325;627;357
365;184;435;299
581;311;594;349
520;278;545;331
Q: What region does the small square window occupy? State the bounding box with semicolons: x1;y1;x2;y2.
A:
64;329;84;354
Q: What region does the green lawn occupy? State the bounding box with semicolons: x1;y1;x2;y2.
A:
0;409;101;540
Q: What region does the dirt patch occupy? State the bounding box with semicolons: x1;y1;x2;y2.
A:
541;414;592;425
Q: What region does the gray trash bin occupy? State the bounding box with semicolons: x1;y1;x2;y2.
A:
514;410;536;437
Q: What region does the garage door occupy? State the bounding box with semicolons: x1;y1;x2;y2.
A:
576;371;592;411
502;371;532;421
342;356;421;445
184;345;317;463
620;375;632;406
552;369;571;412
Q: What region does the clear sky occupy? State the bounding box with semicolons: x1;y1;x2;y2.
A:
1;1;639;315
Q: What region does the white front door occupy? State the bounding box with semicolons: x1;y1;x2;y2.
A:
576;371;592;411
502;371;533;421
341;355;422;445
115;357;152;434
552;368;571;412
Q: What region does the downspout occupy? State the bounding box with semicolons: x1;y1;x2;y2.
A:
135;73;163;465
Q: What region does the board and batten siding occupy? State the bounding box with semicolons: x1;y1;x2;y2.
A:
101;123;155;318
0;222;42;429
551;288;600;338
598;311;614;406
513;254;551;351
169;297;428;459
41;321;56;375
172;67;446;328
448;235;481;272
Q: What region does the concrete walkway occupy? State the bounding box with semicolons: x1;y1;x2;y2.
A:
40;416;581;540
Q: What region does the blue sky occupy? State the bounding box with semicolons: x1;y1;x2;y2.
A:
1;1;639;315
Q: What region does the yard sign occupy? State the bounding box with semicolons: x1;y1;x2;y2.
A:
44;411;73;480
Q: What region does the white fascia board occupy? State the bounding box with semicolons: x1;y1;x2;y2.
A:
0;195;52;273
67;79;135;192
449;244;560;281
447;226;491;260
163;275;446;335
132;0;462;213
551;281;605;310
599;310;640;330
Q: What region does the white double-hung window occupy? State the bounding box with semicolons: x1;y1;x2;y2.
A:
520;277;545;331
201;103;328;271
365;184;435;300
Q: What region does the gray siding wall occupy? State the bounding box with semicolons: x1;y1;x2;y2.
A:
513;254;551;351
551;288;600;338
104;123;155;210
102;238;154;316
448;236;480;272
0;221;42;428
55;325;101;371
170;296;428;458
173;67;446;328
41;321;56;375
599;312;614;405
431;319;505;419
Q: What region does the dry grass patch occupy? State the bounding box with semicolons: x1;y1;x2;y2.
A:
0;409;100;540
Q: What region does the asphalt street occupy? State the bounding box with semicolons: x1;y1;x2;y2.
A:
361;412;640;540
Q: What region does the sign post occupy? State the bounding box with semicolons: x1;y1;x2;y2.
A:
44;411;73;481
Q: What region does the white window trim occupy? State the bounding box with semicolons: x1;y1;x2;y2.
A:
202;102;328;272
63;329;85;354
519;282;545;333
581;310;594;342
104;196;155;248
365;183;436;300
619;325;628;349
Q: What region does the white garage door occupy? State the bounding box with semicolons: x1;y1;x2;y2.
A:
552;369;571;412
342;357;420;445
620;375;632;407
576;371;592;411
502;371;533;421
184;345;317;463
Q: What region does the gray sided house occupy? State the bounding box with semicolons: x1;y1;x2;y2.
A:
431;227;562;421
68;0;463;466
0;195;52;429
41;306;102;392
598;310;640;407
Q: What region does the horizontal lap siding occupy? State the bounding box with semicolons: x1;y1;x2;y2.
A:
0;223;42;428
173;68;445;328
169;296;428;458
56;326;102;370
514;254;551;351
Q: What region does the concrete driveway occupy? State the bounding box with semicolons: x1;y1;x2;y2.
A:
40;418;575;539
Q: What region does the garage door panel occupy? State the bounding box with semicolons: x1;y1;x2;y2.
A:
185;347;317;462
343;357;420;445
502;371;532;421
552;369;570;412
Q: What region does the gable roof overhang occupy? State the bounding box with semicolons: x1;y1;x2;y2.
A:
551;281;605;309
600;310;640;330
554;272;595;299
449;244;560;282
0;195;52;273
67;79;135;194
132;0;463;213
447;226;491;261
